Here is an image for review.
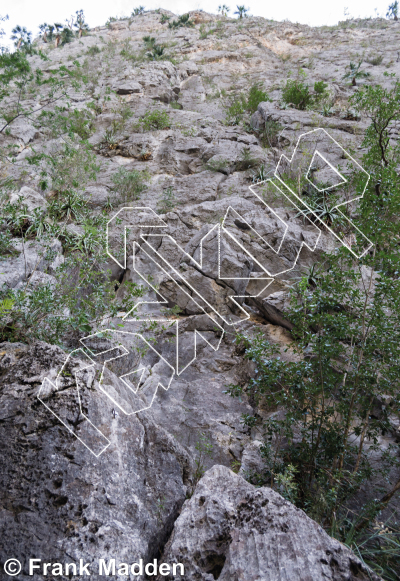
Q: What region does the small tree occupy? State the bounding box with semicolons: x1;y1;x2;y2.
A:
343;61;370;86
53;23;63;47
11;25;32;50
218;4;230;16
74;10;89;38
234;5;249;19
64;15;74;30
38;23;48;42
387;1;399;20
46;24;55;41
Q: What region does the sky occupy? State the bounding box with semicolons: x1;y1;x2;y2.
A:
0;0;390;49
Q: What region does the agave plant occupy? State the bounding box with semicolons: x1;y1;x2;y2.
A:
48;191;87;222
251;163;270;183
148;44;165;60
68;226;101;255
296;198;341;227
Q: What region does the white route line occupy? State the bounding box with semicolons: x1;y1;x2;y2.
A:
38;128;374;456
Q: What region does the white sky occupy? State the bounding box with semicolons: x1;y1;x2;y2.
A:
0;0;390;48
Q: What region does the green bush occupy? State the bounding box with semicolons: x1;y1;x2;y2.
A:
87;45;100;55
140;109;171;131
38;106;95;140
246;83;270;114
281;78;312;109
168;14;194;29
112;167;149;202
157;186;176;214
227;80;400;580
313;80;328;96
225;83;270;124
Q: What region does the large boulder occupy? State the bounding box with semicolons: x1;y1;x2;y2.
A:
159;465;381;581
0;341;192;581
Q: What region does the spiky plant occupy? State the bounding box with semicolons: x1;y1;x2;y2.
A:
387;1;399;20
218;5;231;16
343;61;370;87
234;5;249;19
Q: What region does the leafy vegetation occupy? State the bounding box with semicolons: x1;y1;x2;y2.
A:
234;6;249;19
139;109;171;131
281;75;329;110
111;167;149;203
218;5;231;16
387;1;399;20
343;61;370;87
193;433;214;487
157;186;176;214
225;83;270;124
227;80;400;580
168;14;194;29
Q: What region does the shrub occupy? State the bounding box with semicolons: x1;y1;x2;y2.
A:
313;80;328;96
281;78;312;109
87;45;100;55
38;107;95;140
225;83;270;124
157;186;176;214
48;191;88;222
366;54;383;66
111;167;149;202
168;14;194;29
259;119;283;148
246;83;270;114
139;109;171;131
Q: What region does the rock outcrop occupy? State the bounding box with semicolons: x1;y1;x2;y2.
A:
159;465;381;581
1;8;397;581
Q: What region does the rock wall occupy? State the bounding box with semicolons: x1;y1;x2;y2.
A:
0;9;396;580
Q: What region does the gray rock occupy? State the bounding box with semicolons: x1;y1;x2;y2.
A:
0;341;192;581
113;80;143;94
0;238;63;289
159;465;381;581
8;117;38;143
9;186;47;212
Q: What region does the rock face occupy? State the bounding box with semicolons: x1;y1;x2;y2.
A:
159;465;380;581
0;8;397;581
0;341;192;580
